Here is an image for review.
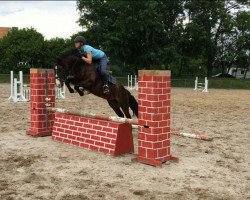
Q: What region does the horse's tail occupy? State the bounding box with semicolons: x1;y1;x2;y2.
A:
127;90;138;117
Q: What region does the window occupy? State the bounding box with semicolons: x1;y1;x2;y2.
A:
241;70;244;75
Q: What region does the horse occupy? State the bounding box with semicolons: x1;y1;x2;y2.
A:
55;49;138;119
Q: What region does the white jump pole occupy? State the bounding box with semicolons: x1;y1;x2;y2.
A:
127;75;129;88
61;84;66;99
127;74;138;90
55;65;66;99
9;69;66;102
194;77;198;90
130;75;133;89
55;87;66;99
128;74;132;90
8;71;28;102
13;78;18;102
46;107;138;125
194;77;208;92
8;71;15;101
202;77;208;92
18;71;26;101
23;84;30;101
134;75;138;90
170;131;212;141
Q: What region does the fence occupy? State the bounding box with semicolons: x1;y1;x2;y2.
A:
1;74;249;89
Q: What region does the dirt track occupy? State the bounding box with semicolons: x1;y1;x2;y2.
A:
0;83;249;200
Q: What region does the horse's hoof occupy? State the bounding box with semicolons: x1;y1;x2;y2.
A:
69;90;75;93
79;91;84;96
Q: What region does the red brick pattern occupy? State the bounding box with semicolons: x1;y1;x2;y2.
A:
52;113;134;156
134;70;176;166
26;69;55;136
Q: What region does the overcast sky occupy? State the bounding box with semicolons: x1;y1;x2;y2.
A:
0;1;82;39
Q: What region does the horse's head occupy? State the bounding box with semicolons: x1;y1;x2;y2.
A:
55;48;83;87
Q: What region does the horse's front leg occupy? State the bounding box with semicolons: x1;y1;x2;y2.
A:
74;85;84;96
65;78;75;93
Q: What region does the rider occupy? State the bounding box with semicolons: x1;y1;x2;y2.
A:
74;35;110;94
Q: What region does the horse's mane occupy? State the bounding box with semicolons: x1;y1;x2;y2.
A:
60;48;83;59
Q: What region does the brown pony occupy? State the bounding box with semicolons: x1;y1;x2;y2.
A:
56;49;138;119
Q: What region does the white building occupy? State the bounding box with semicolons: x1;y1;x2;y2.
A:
228;67;250;79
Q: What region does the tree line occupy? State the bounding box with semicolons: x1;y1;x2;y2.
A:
0;0;249;77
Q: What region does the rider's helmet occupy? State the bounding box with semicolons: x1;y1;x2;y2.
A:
74;36;86;44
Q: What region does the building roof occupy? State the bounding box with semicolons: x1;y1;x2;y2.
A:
0;27;12;38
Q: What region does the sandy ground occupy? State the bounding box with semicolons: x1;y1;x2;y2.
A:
0;83;249;200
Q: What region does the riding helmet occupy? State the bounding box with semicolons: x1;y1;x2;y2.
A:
74;36;86;43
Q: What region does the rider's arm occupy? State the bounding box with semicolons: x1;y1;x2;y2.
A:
82;51;92;64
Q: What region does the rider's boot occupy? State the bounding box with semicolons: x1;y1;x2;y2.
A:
102;73;110;94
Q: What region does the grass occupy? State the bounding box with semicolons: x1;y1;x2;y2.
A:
0;74;30;84
1;73;249;90
171;77;250;89
117;76;250;90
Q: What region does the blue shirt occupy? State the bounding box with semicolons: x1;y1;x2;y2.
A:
82;45;105;59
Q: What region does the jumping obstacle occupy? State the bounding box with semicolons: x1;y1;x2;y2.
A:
194;77;208;92
129;125;212;141
8;71;27;102
8;70;66;102
46;107;138;125
127;74;138;90
170;131;212;141
27;69;178;167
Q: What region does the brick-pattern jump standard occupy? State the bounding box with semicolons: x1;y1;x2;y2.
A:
133;70;178;166
26;69;55;136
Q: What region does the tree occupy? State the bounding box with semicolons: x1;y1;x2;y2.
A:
214;10;250;76
76;0;184;74
0;28;75;73
0;28;46;73
183;0;249;77
43;37;73;67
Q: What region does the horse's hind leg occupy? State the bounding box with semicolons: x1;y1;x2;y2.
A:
120;104;132;119
118;86;132;118
107;100;124;118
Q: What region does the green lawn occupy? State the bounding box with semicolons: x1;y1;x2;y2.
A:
117;76;250;90
170;77;250;89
